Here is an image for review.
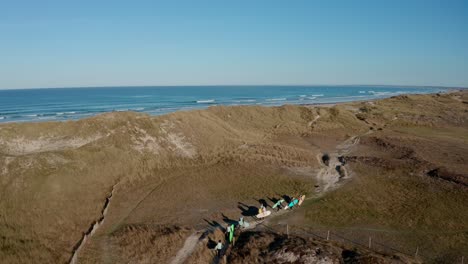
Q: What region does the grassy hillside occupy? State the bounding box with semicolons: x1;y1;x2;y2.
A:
0;91;467;263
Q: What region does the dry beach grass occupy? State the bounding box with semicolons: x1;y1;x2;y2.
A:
0;91;467;263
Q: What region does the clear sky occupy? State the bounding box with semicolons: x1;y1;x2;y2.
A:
1;0;467;89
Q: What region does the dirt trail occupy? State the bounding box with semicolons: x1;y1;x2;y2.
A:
69;184;117;264
313;132;368;196
169;130;370;263
307;114;321;127
169;232;200;264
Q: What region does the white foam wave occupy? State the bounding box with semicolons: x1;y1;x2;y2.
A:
299;95;306;97
38;116;56;120
266;98;287;101
0;116;5;120
311;94;324;97
359;91;366;94
196;99;215;103
372;92;394;96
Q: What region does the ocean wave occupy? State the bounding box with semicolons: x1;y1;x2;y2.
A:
359;91;366;94
130;95;151;98
371;91;397;96
307;97;317;100
147;106;198;114
233;99;256;103
266;98;287;101
299;95;306;97
132;107;145;111
311;94;324;97
38;116;57;120
196;99;215;103
0;116;5;120
56;111;79;116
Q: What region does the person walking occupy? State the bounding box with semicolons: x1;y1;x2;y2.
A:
259;203;266;214
214;240;223;258
272;199;285;211
225;224;232;241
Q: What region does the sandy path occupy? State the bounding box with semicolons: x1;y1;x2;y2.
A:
169;233;200;264
170;130;369;263
69;184;117;264
313;132;369;196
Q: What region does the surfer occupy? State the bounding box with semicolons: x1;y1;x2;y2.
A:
214;240;223;257
272;199;285;211
225;225;232;241
286;197;299;210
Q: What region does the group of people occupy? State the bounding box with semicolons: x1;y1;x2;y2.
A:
214;219;244;258
266;194;306;213
213;195;305;257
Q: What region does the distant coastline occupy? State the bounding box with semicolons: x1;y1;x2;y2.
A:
0;85;453;124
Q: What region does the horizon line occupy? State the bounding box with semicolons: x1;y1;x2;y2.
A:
1;83;467;91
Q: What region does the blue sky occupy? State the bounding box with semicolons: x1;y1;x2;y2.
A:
1;0;467;89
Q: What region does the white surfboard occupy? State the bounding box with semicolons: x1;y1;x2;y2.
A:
256;210;271;218
298;195;306;205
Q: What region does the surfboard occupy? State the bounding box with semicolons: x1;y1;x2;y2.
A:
289;199;299;207
272;199;284;209
298;195;306;205
229;224;234;242
256;210;271;218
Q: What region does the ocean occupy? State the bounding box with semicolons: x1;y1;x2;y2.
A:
0;85;447;123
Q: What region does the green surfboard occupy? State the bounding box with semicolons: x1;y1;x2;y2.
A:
229;224;234;242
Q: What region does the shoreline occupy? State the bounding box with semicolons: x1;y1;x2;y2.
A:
0;89;463;125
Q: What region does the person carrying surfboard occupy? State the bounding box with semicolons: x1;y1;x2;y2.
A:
225;225;232;241
286;197;300;210
259;203;266;214
272;199;285;211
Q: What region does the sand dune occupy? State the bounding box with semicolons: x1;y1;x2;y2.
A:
0;91;467;263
